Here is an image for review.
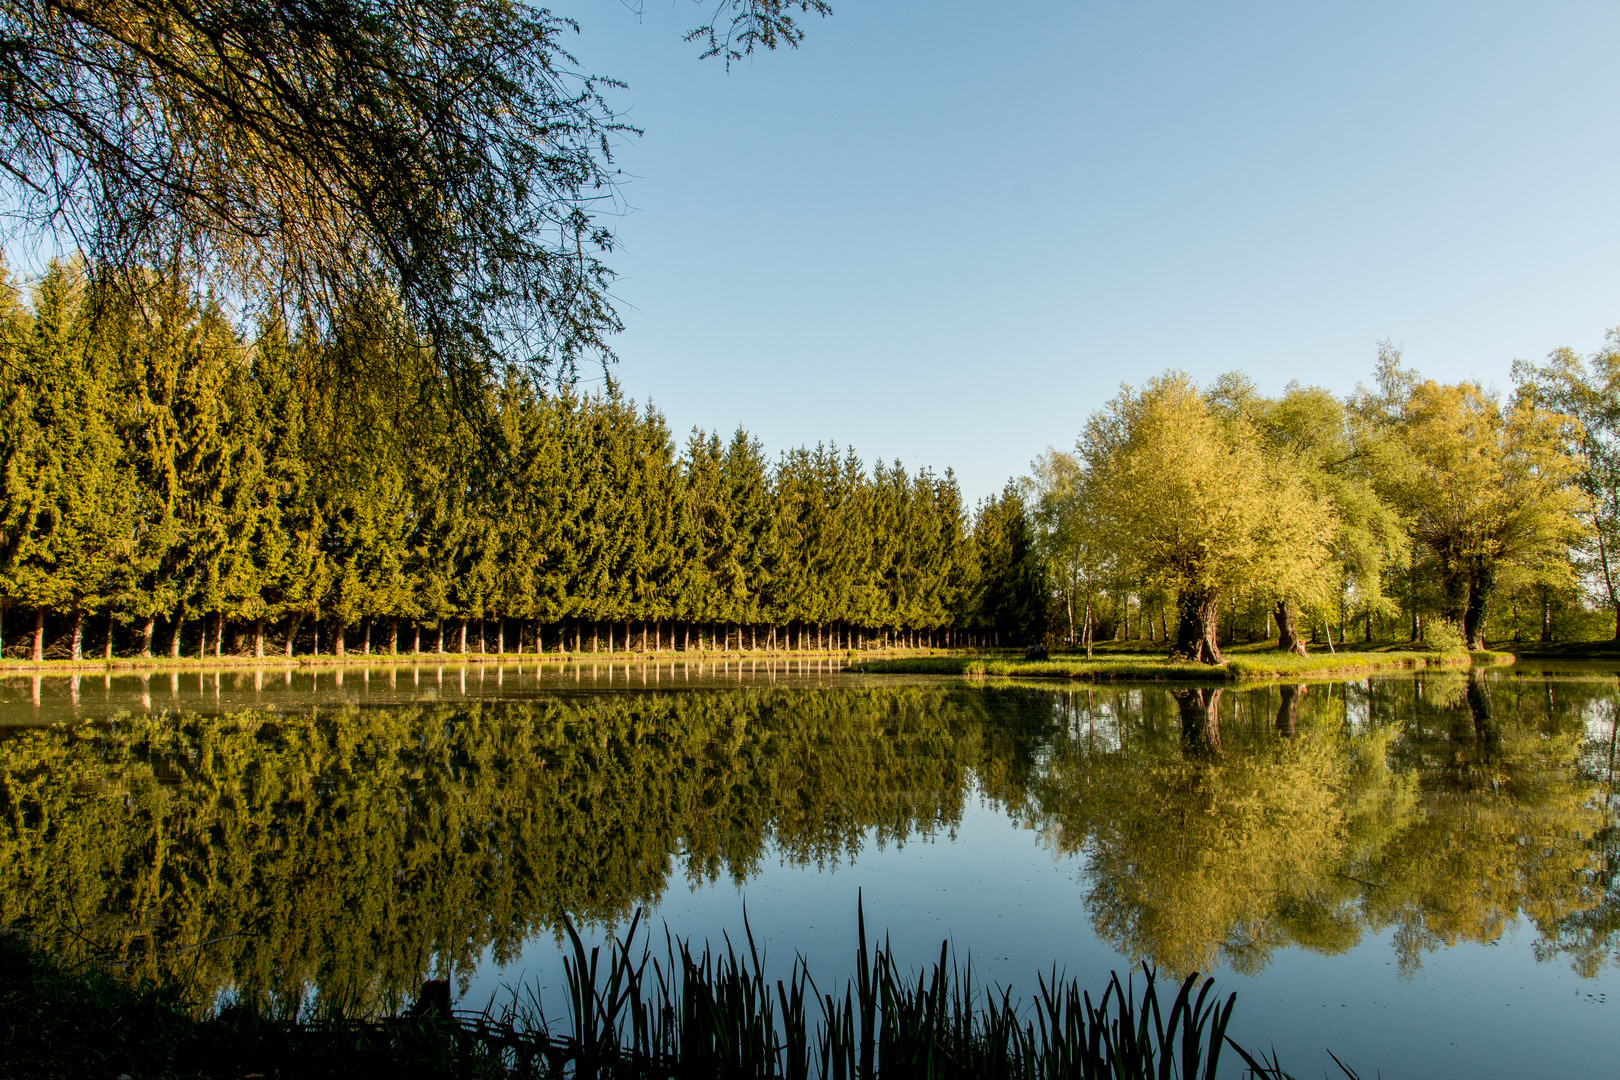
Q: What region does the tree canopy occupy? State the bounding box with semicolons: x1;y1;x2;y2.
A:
0;260;1028;660
0;0;830;394
1072;372;1337;662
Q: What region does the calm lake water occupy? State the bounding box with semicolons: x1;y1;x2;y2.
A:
3;659;1617;1078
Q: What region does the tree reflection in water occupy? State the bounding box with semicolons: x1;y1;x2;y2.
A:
0;671;1616;1011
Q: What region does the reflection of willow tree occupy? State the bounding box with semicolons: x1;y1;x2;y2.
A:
0;686;1035;1011
1032;685;1370;975
1361;670;1617;975
1028;674;1615;977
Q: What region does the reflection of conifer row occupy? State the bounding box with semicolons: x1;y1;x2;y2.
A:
0;686;1006;1009
0;263;1046;660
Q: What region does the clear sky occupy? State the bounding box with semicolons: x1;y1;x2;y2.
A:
546;0;1620;502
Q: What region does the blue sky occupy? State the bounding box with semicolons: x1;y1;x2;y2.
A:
549;1;1620;501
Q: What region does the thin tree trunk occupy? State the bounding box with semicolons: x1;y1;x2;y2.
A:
70;607;83;661
1464;567;1493;651
29;607;44;660
1409;545;1422;641
286;614;299;657
460;619;468;653
254;618;265;658
140;617;155;658
104;612;115;660
363;618;372;655
214;614;224;658
169;611;183;659
390;616;399;655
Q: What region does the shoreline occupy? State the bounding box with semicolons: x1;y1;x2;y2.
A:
0;647;941;676
0;647;1570;685
850;649;1517;682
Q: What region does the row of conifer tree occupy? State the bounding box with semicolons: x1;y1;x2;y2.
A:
0;262;1048;660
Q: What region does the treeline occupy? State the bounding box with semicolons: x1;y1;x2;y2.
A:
1028;345;1620;659
0;262;1045;660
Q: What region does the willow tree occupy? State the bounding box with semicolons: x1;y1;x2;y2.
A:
1079;373;1337;663
0;0;829;401
1210;374;1406;654
1025;449;1113;654
1378;380;1585;650
1513;341;1620;640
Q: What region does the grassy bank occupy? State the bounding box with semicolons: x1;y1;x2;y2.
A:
1;910;1334;1080
1492;638;1620;659
851;648;1500;682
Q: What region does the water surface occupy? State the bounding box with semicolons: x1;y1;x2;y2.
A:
2;660;1616;1077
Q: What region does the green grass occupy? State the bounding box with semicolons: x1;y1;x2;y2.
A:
1;903;1349;1080
851;648;1493;682
1491;638;1620;659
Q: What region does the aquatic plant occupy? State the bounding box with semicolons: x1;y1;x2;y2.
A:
2;900;1346;1078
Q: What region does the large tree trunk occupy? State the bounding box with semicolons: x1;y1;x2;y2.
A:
140;617;155;658
286;614;300;657
1171;590;1223;664
1464;567;1494;651
1275;684;1306;735
254;618;265;658
31;607;46;661
1275;600;1307;657
169;612;183;659
1467;668;1498;761
1174;686;1223;755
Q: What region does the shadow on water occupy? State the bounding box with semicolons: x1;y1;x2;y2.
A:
0;666;1617;1015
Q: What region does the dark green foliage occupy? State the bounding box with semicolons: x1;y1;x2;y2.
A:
0;266;1032;656
963;483;1048;647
